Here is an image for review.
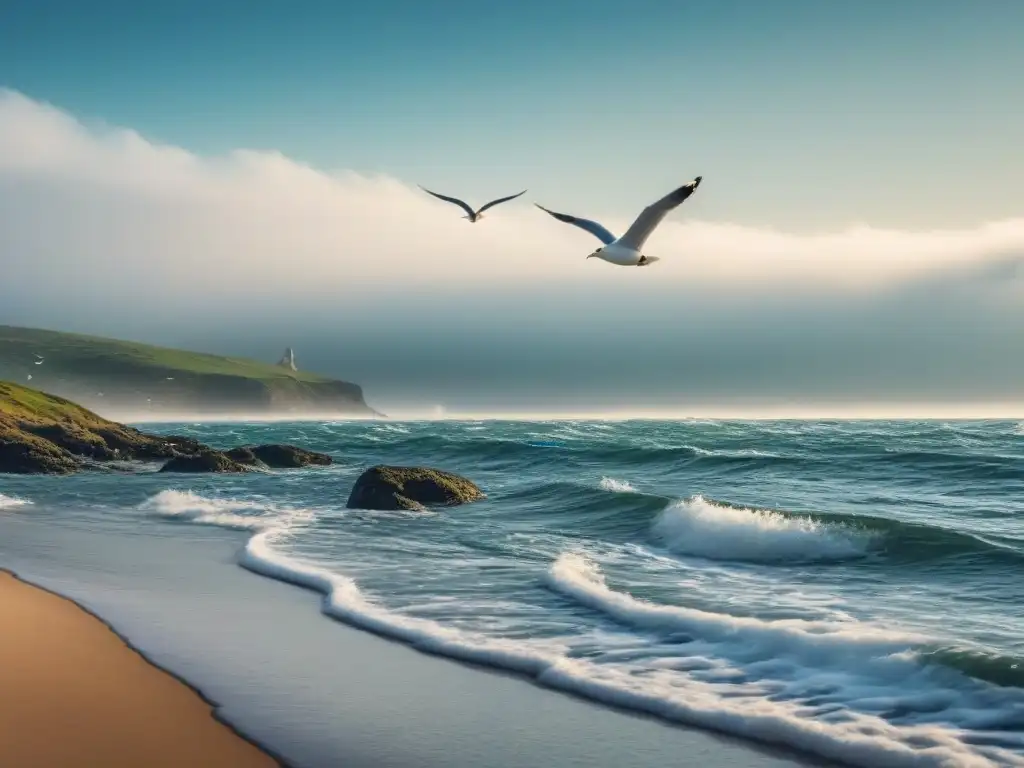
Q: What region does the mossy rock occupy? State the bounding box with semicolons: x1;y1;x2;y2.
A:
20;422;118;460
241;444;332;468
153;434;208;458
346;465;484;511
159;450;250;473
0;433;80;474
0;380;333;475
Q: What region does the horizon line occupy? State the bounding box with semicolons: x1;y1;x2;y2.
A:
114;402;1024;424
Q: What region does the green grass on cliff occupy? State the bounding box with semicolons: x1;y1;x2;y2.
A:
0;380;107;425
0;325;329;383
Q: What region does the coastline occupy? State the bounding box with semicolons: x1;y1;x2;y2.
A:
0;568;287;768
0;514;821;768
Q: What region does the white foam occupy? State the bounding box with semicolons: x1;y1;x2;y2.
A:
598;477;636;493
138;489;312;531
0;493;31;509
233;529;1024;768
239;529;562;675
546;552;918;656
375;424;411;435
542;553;1024;768
651;495;869;563
686;445;778;458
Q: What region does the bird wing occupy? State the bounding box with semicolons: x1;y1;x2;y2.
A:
476;189;527;214
419;186;477;218
534;204;617;245
617;176;702;251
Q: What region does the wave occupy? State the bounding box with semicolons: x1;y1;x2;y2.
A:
483;475;1021;568
498;481;668;539
241;537;1024;768
650;495;871;564
598;477;636;493
643;495;1024;568
546;552;917;653
0;493;31;509
138;489;312;531
133;485;1024;767
870;449;1024;480
544;553;1024;767
321;431;804;473
919;647;1024;690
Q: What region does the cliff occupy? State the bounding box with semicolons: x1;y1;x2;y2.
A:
0;381;182;473
0;326;378;419
0;381;336;474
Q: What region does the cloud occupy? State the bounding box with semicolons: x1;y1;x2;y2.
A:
1;87;1024;412
2;88;1023;299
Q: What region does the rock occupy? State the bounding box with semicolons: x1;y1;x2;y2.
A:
222;446;266;467
20;422;118;461
159;450;250;473
0;381;335;475
346;465;484;511
159;435;208;457
247;444;332;469
0;434;80;474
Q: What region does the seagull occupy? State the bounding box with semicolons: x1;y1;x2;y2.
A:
535;176;702;266
33;354;44;365
26;374;32;381
419;186;527;222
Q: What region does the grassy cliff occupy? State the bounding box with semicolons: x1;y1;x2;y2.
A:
0;326;375;418
0;380;182;473
0;381;337;474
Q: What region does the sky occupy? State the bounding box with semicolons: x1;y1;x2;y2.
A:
1;1;1023;415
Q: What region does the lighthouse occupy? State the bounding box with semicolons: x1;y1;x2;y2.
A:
277;347;298;372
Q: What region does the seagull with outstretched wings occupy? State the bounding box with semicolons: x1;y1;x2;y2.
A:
535;176;702;266
419;187;527;222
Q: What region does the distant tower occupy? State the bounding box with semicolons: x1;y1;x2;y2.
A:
277;347;298;371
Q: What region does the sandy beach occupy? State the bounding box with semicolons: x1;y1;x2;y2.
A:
0;571;279;768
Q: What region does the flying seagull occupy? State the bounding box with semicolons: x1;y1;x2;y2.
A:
419;186;527;222
535;176;702;266
33;354;44;365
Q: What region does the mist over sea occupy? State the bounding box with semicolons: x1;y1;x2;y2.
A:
2;417;1023;767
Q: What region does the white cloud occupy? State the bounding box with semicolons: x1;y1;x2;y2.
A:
2;87;1023;310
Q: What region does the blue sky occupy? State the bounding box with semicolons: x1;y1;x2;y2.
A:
2;1;1024;414
1;0;1021;229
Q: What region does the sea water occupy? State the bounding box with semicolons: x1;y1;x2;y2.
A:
2;419;1023;767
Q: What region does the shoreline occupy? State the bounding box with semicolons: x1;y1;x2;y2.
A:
0;568;289;768
0;513;821;768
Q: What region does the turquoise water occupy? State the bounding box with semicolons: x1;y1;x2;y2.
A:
2;419;1023;767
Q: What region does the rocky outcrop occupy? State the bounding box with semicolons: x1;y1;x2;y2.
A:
223;447;268;468
0;432;82;474
248;444;332;468
1;381;184;474
159;451;250;473
162;435;209;456
346;466;485;511
160;444;332;473
0;381;337;475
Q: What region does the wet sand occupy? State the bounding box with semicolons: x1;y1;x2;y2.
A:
0;570;280;768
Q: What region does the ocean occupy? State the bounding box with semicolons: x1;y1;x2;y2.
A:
1;418;1023;768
